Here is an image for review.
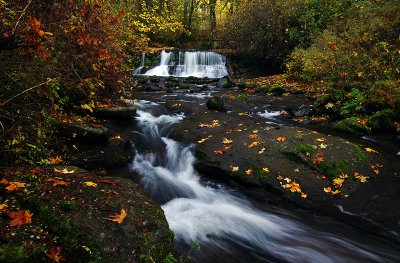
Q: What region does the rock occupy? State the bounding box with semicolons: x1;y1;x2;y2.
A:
57;121;109;143
206;96;226;112
367;109;396;132
218;77;230;89
333;117;371;135
286;106;313;117
93;106;136;121
270;86;287;96
72;139;135;170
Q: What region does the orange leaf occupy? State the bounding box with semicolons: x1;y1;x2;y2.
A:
214;150;223;155
223;145;233;150
6;182;25;192
9;210;32;227
277;137;286;142
49;156;64;164
105;209;127;224
0;178;9;185
48;178;69;187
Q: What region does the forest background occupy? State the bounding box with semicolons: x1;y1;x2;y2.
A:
0;0;399;165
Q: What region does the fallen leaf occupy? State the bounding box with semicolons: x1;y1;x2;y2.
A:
45;244;67;263
214;150;223;155
0;202;8;212
98;179;117;186
245;169;253;176
197;138;209;144
48;178;69;187
294;168;300;173
262;167;270;173
248;141;261;148
331;190;341;195
222;138;233;144
319;143;327;149
277;137;286;142
276;175;284;180
84;181;97;187
312;151;325;165
105;209;127;224
301;192;307;198
48;156;64;164
6;182;25;192
324;187;332;193
54;168;75;174
316;138;325;142
9;210;32;227
258;147;266;154
0;178;9;184
110;135;123;140
231;166;239;173
249;134;258;139
365;147;378;153
333;178;344;188
223;145;233;150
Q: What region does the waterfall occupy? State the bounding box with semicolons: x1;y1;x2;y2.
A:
133;52;146;75
131;100;400;263
135;50;229;78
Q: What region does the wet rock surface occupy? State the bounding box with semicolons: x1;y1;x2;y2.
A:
134;82;400;237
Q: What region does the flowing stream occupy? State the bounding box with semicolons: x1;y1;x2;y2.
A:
130;100;400;263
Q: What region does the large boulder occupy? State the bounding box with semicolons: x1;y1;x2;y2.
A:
367;109;396;132
206;96;226;112
93;106;137;121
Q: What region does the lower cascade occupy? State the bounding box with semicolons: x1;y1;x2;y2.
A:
133;50;229;78
131;100;400;263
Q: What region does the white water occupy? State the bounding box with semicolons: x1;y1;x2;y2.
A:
131;102;400;263
137;50;228;78
258;110;282;119
133;52;146;75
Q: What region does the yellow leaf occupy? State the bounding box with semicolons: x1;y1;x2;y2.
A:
197;138;209;144
84;182;97;187
331;190;341;195
316;138;325;142
324;187;332;193
54;168;75;174
365;147;378;153
294;168;300;173
301;192;307;198
319;143;327;149
333;178;344;188
277;137;286;142
358;175;368;183
0;202;8;212
222;138;233;144
248;141;261;148
258;147;266;154
110;135;122;140
262;167;270;173
245;169;253;175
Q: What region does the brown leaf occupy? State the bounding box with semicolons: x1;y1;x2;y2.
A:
105;209;127;224
98;179;117;186
48;178;69;187
45;244;67;263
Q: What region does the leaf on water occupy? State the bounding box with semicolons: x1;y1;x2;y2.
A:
84;181;98;187
105;209;127;224
365;147;378;153
5;182;25;192
54;168;75;174
9;210;32;227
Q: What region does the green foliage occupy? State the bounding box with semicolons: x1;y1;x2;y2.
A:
236;93;248;101
294;144;316;155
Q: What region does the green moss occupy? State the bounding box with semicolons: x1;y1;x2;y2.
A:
255;86;270;94
333;117;371;135
59;200;77;212
0;245;30;263
237;93;249;101
353;145;367;161
253;167;271;183
294;144;316;155
179;83;190;89
318;161;350;179
206;96;226;112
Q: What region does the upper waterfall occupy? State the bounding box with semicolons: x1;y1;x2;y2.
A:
134;50;229;78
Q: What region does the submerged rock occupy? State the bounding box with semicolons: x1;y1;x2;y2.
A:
333;117;371;135
206;96;226;112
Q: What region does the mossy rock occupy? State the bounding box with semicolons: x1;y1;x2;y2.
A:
333;117;371;135
270;86;287;96
93;106;137;121
178;83;190;89
367;109;396;132
206;96;226;112
218;77;230;89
